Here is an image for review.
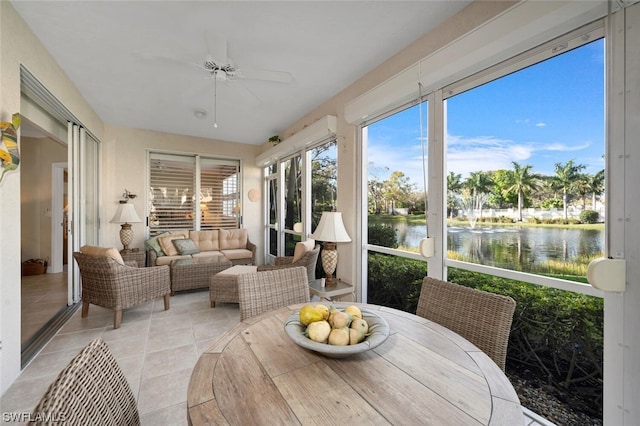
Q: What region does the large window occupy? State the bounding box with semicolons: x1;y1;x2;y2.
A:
149;152;240;235
444;30;605;285
264;139;336;260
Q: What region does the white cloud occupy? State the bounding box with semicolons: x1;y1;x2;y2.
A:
536;122;546;127
543;142;591;151
446;134;533;178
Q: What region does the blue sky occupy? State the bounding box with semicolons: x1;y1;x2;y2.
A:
367;38;605;191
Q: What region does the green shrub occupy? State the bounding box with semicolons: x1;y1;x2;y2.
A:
368;224;398;248
367;253;425;312
580;210;600;224
365;254;603;418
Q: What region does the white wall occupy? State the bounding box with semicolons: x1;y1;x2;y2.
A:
102;125;263;261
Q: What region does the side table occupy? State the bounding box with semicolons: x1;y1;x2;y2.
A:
120;249;145;268
308;279;354;301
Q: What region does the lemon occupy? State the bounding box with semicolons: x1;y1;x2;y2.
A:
344;305;362;319
314;304;330;320
299;305;323;326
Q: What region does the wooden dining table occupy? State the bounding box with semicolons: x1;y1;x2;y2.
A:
187;303;524;425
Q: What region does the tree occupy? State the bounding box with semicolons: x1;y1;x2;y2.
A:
383;171;414;213
447;172;462;218
502;162;540;221
463;171;494;218
589;169;605;210
552;160;585;220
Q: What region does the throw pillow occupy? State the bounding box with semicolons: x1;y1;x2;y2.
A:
158;235;185;257
173;238;200;255
292;239;316;263
144;231;170;256
80;245;125;265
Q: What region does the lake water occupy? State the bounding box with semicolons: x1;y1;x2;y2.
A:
387;221;604;268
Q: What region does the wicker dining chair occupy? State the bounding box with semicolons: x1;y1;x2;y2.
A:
416;277;516;371
30;338;140;426
238;266;310;321
257;244;321;282
73;252;171;329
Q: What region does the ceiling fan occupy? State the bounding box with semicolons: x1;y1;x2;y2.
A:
137;37;293;128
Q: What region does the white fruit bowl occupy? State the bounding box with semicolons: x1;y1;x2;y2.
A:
284;307;390;358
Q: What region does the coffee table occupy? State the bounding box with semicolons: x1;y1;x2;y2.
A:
209;265;258;308
170;256;233;294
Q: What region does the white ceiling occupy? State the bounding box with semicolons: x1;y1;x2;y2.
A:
12;1;471;145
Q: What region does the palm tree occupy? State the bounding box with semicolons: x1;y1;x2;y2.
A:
502;162;539;221
553;160;585;220
590;169;605;210
463;171;493;219
447;172;462;218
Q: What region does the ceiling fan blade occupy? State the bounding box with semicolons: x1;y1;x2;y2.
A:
228;80;263;106
235;67;293;84
204;30;228;65
133;50;205;72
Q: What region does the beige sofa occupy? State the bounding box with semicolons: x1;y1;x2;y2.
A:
146;229;256;266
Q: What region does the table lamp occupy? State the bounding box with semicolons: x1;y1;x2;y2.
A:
110;201;142;252
310;212;351;287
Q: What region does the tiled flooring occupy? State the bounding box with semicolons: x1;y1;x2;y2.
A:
5;285;551;426
3;290;239;425
21;271;68;346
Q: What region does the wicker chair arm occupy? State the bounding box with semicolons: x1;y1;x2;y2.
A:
148;248;159;266
274;257;295;266
246;239;257;264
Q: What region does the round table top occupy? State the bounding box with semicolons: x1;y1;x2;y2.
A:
187;303;524;425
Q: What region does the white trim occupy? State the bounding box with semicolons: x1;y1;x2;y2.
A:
255;115;337;166
345;0;607;125
49;162;67;274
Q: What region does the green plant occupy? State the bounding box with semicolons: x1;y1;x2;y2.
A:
579;209;600;224
368;224;398;248
268;135;281;144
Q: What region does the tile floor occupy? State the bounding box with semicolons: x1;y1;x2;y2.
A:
2;290;239;425
3;288;551;426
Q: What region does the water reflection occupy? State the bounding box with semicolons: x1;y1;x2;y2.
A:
388;222;604;269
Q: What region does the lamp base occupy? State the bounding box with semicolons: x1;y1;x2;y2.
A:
325;276;337;287
119;223;133;252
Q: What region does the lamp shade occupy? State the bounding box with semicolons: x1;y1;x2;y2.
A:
110;203;141;224
310;212;351;243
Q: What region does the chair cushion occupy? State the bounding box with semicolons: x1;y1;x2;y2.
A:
292;239;316;263
80;245;125;265
219;229;248;250
173;238;200;255
189;230;220;252
158;234;186;256
144;231;170;257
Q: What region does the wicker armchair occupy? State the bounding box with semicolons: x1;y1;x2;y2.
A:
257;244;320;282
31;338;140;425
416;277;516;371
73;252;171;329
238;266;310;321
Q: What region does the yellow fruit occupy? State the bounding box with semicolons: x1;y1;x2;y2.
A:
349;328;365;345
328;327;350;346
350;318;369;335
307;320;331;343
299;305;323;326
314;304;330;320
329;311;353;329
344;305;362;319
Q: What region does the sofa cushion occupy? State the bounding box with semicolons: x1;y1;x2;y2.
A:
219;229;248;250
173;238;200;255
144;231;170;257
292;239;316;263
155;254;192;266
220;248;253;261
158;234;187;257
80;245;125;265
192;251;225;260
189;230;220;252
